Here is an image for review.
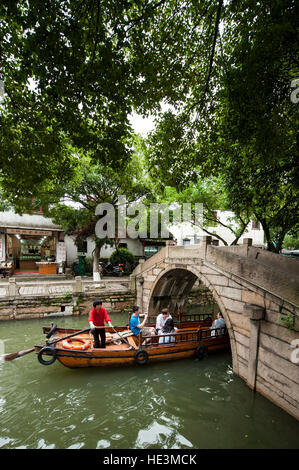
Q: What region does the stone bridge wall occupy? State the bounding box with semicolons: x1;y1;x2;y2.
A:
206;244;299;306
131;239;299;420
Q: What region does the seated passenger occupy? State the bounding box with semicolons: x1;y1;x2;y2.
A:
158;318;177;344
210;312;226;336
130;305;147;335
129;305;155;342
155;308;172;334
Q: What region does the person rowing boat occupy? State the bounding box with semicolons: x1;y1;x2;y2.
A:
88;299;113;348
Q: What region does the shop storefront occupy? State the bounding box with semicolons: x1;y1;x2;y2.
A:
7;229;58;273
0;211;66;275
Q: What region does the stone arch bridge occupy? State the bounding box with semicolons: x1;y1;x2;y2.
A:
131;237;299;420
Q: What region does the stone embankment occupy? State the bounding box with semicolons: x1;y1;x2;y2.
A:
0;275;214;321
0;276;135;321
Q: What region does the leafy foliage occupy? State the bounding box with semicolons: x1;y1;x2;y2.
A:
0;1;297;251
282;232;299;250
0;0;232;203
45;154;152;239
142;0;299;251
110;247;135;269
155;177;251;246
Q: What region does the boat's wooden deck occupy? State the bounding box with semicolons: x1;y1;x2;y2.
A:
92;343;131;351
55;331;137;352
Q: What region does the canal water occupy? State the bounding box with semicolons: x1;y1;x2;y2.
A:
0;314;298;449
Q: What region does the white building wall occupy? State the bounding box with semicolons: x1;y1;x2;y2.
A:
170;211;265;247
98;238;144;259
64;235;78;266
0;211;65;263
64;235;144;266
0;211;146;266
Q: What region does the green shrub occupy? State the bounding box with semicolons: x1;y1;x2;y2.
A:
110;248;135;270
279;313;296;331
63;290;72;299
282;233;299;250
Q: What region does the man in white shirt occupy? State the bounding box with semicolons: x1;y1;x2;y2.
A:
211;312;226;337
155;308;172;334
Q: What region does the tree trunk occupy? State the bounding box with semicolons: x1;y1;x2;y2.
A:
92;244;101;281
259;218;275;252
191;221;228;245
230;222;248;245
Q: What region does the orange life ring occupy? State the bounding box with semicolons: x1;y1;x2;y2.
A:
62;337;91;351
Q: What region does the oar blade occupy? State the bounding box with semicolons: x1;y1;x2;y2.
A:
1;347;35;362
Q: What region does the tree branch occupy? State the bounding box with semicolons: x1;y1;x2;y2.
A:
190;219;228;246
188;0;223;113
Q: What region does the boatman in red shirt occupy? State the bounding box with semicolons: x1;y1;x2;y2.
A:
88;300;113;349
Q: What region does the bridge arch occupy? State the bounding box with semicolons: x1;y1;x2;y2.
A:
145;264;239;375
132;242;299;419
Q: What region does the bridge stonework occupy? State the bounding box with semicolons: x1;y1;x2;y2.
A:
131;238;299;420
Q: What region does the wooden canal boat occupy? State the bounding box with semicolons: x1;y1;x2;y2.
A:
34;318;230;369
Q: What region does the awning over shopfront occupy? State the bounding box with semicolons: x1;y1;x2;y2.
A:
0;211;63;233
5;228;53;236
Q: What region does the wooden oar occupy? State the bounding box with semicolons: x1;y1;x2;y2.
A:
1;347;36;362
110;325;133;347
1;327;91;362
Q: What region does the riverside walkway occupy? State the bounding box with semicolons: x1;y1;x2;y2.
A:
0;275;134;323
0;276;131;298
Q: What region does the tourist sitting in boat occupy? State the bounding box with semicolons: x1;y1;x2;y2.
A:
158;318;177;344
88;300;113;348
155;308;172;334
129;305;155;342
210;312;226;337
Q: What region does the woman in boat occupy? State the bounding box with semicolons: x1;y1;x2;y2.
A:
155;308;172;335
158;318;177;344
88;300;113;348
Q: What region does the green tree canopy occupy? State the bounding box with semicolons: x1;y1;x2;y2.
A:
0;0;232;203
42;152;152;276
155;177;251;246
142;0;299;251
0;1;297;251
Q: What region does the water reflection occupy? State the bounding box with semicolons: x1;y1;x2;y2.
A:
135;421;193;449
0;316;298;449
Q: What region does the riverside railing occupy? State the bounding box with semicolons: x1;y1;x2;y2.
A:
0;276;131;298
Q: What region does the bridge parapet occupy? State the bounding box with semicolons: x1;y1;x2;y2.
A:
132;247;167;277
132;241;299;307
210;243;299;276
206;244;299;307
132;240;210;278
